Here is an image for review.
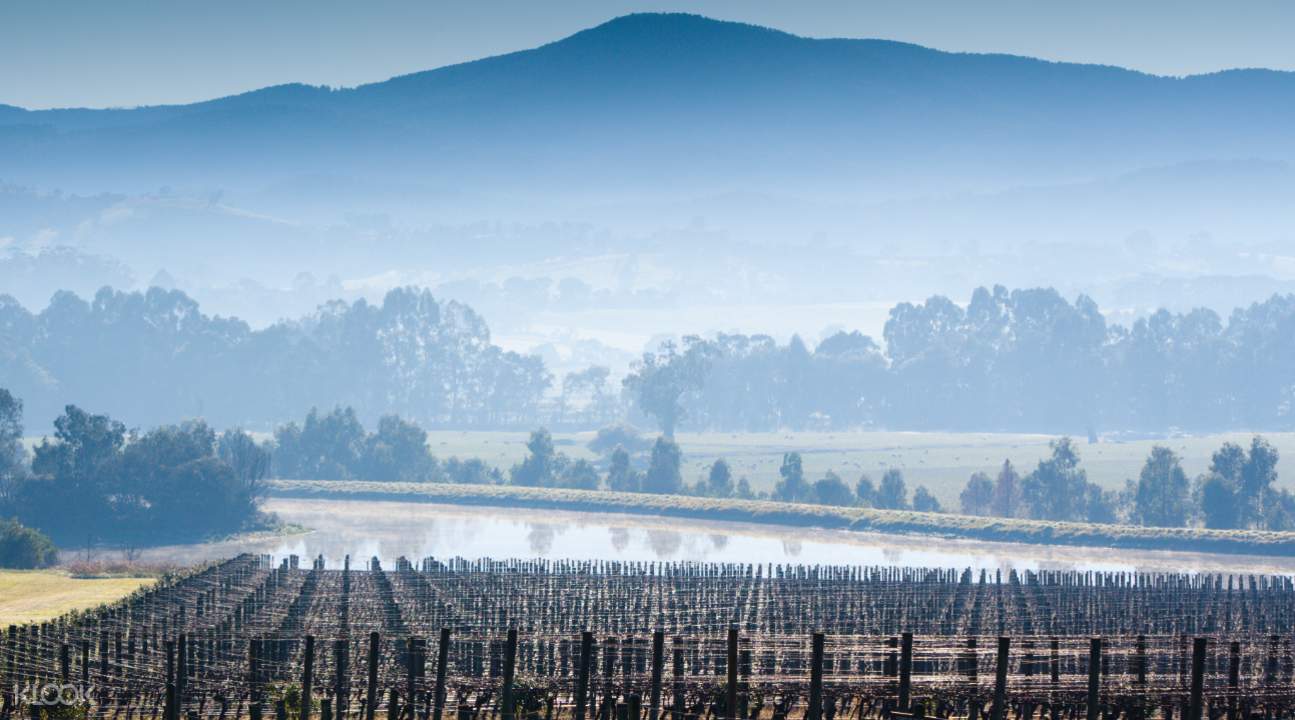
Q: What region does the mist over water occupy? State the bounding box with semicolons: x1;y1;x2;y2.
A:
126;499;1295;576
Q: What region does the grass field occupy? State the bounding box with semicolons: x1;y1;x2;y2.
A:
424;429;1295;507
0;570;155;623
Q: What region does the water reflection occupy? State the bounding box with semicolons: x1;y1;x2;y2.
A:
609;527;630;552
129;497;1295;575
645;529;682;557
527;524;558;555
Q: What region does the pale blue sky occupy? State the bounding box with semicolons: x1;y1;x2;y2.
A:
4;0;1294;109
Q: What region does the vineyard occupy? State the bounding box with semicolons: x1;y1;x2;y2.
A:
5;554;1295;720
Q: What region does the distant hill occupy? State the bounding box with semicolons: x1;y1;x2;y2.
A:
3;13;1294;202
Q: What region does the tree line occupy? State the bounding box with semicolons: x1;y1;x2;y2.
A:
266;408;1295;533
958;436;1293;531
624;286;1295;434
0;388;269;550
210;405;952;511
6;285;1295;435
0;286;551;432
6;378;1290;559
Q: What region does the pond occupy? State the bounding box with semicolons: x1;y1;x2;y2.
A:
133;498;1295;575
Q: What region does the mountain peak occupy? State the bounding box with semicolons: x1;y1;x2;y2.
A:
556;12;802;54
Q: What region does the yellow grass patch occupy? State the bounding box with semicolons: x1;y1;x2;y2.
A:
0;570;154;624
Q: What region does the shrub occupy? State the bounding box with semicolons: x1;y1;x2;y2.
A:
0;518;59;568
587;425;651;456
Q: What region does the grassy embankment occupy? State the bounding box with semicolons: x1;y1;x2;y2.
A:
0;570;156;624
268;479;1295;557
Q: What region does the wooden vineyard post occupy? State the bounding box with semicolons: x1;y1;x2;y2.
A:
165;682;176;720
406;634;416;720
177;633;187;717
433;629;451;720
1050;639;1059;684
1188;638;1207;720
672;637;685;720
808;633;824;720
992;637;1009;720
366;631;381;720
575;632;594;720
726;627;738;720
649;630;664;720
899;632;913;711
738;647;752;720
502;628;518;720
602;637;616;720
1086;638;1102;720
335;638;350;720
165;639;177;720
1136;635;1147;685
250;638;263;710
1227;641;1240;720
302;635;315;720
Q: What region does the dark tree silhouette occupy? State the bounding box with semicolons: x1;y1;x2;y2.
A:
642;436;683;494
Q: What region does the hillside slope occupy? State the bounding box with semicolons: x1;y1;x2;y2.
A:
3;13;1293;199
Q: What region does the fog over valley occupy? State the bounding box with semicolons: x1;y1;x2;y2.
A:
3;14;1295;386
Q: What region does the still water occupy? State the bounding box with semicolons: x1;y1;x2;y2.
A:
141;498;1295;575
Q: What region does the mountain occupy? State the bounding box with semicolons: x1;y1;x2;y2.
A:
3;13;1294;204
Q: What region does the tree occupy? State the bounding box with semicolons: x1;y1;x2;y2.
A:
912;486;942;512
642;436;683;494
16;407;262;545
855;474;877;506
28;405;127;541
1261;488;1295;531
706;459;734;498
1198;437;1281;530
735;477;754;499
1200;474;1241;529
218;430;271;500
123;421;259;539
1083;484;1118;524
773;453;808;503
1132;446;1190;527
560;366;617;426
606;447;639;493
1241;437;1279;526
876;468;909;510
362;415;438;482
622;339;712;437
444;457;501;485
0;518;58;569
272;407;366;480
511;429;558;487
1021;438;1092;521
0;389;28;512
812;471;854;506
560;459;601;490
587;425;651;456
959;472;994;515
990;460;1021;518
